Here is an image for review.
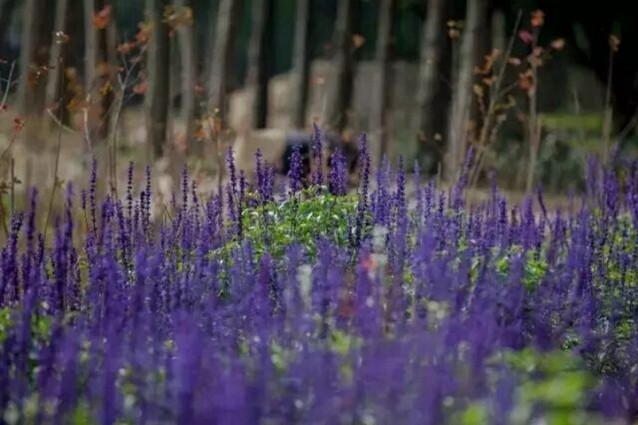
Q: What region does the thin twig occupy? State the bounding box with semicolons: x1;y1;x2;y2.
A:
46;108;78;134
0;61;15;109
44;55;66;240
470;10;523;187
0;124;23;166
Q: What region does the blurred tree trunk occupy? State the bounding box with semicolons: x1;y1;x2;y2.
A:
290;0;311;129
416;0;449;171
328;0;358;133
17;0;53;118
146;0;171;159
0;0;18;52
83;0;98;96
83;0;117;145
245;0;274;129
371;0;395;166
45;0;70;129
445;0;489;182
208;0;242;123
18;0;54;188
176;0;197;154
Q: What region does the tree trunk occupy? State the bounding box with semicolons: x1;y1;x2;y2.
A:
208;0;242;123
17;0;54;188
45;0;70;129
416;0;448;170
290;0;311;129
176;0;197;154
17;0;53;118
371;0;395;166
145;0;171;159
83;0;98;96
0;0;18;52
328;0;358;133
84;0;117;144
445;0;489;182
245;0;274;129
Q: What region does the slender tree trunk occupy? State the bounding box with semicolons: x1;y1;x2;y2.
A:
0;0;19;52
17;0;53;118
45;0;70;129
176;0;197;154
84;0;117;144
371;0;395;166
245;0;274;129
83;0;98;99
18;0;54;188
445;0;489;182
416;0;448;167
146;0;171;159
328;0;358;133
208;0;242;123
290;0;311;129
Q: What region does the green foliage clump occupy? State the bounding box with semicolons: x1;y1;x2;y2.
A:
231;187;363;261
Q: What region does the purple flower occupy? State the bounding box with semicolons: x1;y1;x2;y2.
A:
311;123;324;186
328;148;347;196
288;143;303;195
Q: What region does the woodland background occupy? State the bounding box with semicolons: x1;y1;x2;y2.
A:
1;0;638;197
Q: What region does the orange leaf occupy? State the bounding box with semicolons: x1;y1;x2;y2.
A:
312;76;325;86
518;72;534;92
448;28;460;40
609;34;621;52
55;31;70;45
66;97;88;113
92;5;112;30
133;82;147;95
117;42;135;55
136;22;152;45
550;38;565;51
531;10;544;28
352;34;366;49
99;81;113;96
13;117;24;132
193;126;206;141
482;76;497;87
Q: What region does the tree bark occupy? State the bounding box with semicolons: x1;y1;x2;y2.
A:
416;0;448;169
45;0;70;128
17;0;54;118
245;0;274;129
207;0;242;123
145;0;171;159
445;0;489;182
83;0;98;97
176;0;197;154
0;0;18;52
327;0;358;133
83;0;117;143
17;0;54;189
290;0;311;129
371;0;395;166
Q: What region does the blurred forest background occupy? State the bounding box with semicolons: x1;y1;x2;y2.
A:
1;0;638;199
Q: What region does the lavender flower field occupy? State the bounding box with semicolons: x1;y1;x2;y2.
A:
1;132;637;424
